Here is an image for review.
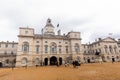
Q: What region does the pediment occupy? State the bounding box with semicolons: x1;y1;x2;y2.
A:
102;37;116;42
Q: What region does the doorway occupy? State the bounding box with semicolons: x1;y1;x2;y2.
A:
87;59;91;63
44;58;48;66
112;58;115;62
59;57;62;65
0;62;3;67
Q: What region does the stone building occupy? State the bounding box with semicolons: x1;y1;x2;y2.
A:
0;41;17;67
15;18;83;67
82;37;120;63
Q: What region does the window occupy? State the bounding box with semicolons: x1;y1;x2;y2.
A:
50;42;57;53
22;42;29;52
45;41;48;43
51;46;55;53
59;48;62;53
6;59;9;64
84;45;86;48
75;43;79;53
25;31;28;34
109;46;112;53
58;46;62;53
36;46;39;53
107;56;110;59
75;34;77;37
22;58;27;65
4;51;7;55
5;43;8;48
114;46;117;53
65;42;68;44
36;41;39;43
76;56;80;62
116;56;119;59
66;46;68;53
12;43;14;48
92;57;94;60
98;43;100;46
99;49;101;53
104;45;107;53
11;51;14;55
84;51;86;54
45;46;48;53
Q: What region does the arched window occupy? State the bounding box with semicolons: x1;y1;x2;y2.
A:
21;57;27;65
50;42;57;53
22;42;29;52
75;43;80;53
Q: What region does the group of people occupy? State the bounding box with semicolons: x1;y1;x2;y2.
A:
64;60;81;68
72;60;81;68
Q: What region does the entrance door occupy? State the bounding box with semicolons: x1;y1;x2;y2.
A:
59;57;62;65
0;62;3;67
87;59;90;63
44;58;48;66
112;58;115;62
50;56;57;65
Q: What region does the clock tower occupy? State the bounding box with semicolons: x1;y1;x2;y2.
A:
43;18;55;35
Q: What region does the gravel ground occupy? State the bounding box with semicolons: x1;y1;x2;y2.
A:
0;62;120;80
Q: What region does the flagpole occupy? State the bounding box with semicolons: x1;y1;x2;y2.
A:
108;33;113;37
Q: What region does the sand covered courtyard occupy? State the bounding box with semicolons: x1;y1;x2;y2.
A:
0;62;120;80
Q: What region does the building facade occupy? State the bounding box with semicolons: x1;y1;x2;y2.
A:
82;37;120;63
15;18;83;67
0;41;17;67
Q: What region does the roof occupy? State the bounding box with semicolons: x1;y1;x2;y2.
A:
91;37;117;44
34;34;68;39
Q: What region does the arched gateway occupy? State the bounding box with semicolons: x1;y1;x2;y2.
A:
50;56;57;65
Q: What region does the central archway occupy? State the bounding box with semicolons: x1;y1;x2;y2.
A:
50;56;57;65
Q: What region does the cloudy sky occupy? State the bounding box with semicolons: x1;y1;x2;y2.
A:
0;0;120;43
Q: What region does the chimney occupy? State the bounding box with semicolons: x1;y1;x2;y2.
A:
58;30;61;35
